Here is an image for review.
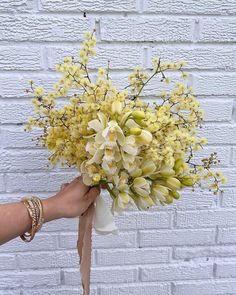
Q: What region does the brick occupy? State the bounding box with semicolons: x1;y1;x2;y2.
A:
0;270;60;288
139;229;215;247
221;188;236;207
200;99;233;122
116;211;172;230
23;288;97;295
100;17;193;42
5;172;77;192
96;248;170;266
0;174;5;192
0;0;33;12
0;254;17;270
173;280;236;295
100;283;171;295
200;18;236;43
40;0;137;12
218;227;236;244
0;150;49;172
0;291;20;295
231;148;236;165
47;44;143;70
150;46;235;70
141;262;213;281
0;126;40;148
174;245;236;260
0;73;59;98
42;218;78;232
17;250;78;269
216;261;236;278
0;193;22;204
144;0;236;15
172;189;217;210
0;100;73;124
191;146;231;166
63;267;138;284
0;46;42;71
176;209;236;228
194;74;236;96
0;233;58;253
198;124;236;144
50;212;171;237
0;16;92;42
0;101;33;124
58;231;136;249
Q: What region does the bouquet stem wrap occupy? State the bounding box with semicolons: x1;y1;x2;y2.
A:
78;194;118;294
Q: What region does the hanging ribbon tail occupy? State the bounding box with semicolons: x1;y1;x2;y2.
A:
77;194;118;294
93;194;118;235
77;203;95;295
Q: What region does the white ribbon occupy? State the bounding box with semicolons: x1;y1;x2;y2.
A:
93;194;118;235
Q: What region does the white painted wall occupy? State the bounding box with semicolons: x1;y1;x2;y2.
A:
0;1;236;294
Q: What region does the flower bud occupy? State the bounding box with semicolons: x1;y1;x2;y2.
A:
164;195;173;204
132;177;150;197
165;177;181;190
129;127;142;136
132;110;145;120
136;130;153;145
141;160;156;176
159;167;175;177
111;101;122;114
136;196;155;210
130;168;142;178
170;191;180;200
180;175;194;187
174;159;184;170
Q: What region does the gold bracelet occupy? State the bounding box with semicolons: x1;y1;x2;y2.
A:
20;196;44;242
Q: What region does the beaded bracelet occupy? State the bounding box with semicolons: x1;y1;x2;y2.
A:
20;196;44;242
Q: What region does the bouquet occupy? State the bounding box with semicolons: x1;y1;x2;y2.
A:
25;29;226;294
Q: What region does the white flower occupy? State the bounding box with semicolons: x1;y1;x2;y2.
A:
112;191;130;213
151;184;169;203
132;177;151;197
141;159;156;176
122;135;138;155
88;112;107;133
102;160;118;175
136;130;153;145
80;161;99;185
111;101;123;114
132;194;155;210
101;121;125;148
112;172;131;213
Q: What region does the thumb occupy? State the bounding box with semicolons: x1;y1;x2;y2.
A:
86;186;100;204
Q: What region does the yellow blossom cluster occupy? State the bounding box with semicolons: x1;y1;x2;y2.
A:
26;29;226;213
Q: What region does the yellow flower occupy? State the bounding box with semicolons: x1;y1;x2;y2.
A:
34;87;44;97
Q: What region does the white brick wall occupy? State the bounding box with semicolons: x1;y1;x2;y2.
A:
0;1;236;294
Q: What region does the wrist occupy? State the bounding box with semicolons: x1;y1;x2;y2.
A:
42;195;63;223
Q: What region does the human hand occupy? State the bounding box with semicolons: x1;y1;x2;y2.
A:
43;177;100;221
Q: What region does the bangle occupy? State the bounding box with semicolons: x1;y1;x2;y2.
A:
20;196;44;242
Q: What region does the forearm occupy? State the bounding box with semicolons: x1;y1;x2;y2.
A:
0;195;62;246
